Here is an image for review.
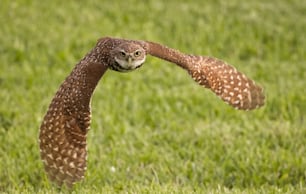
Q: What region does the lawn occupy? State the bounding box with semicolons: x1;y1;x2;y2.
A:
1;0;305;193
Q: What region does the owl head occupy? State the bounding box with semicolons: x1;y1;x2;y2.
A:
110;42;146;72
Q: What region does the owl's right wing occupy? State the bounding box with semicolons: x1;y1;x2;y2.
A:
39;100;88;187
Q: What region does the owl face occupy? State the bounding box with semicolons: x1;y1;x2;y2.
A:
110;43;146;72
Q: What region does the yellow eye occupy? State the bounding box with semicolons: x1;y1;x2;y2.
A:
134;51;141;57
120;51;126;57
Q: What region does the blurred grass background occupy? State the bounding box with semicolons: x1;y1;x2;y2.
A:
0;0;305;193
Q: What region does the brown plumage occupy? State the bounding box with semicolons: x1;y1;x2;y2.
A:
39;37;265;187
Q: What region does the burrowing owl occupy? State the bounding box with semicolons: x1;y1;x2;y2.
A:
39;37;265;187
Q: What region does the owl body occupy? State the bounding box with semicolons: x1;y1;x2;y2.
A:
39;37;264;187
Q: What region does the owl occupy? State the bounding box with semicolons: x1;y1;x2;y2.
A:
39;37;265;187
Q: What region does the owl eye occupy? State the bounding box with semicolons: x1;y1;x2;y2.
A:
134;51;141;57
120;51;126;57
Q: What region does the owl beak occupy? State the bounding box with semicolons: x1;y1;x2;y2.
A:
128;57;132;64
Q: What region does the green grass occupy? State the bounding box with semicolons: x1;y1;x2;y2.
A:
1;0;306;193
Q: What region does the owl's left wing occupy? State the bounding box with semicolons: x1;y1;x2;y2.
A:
187;55;265;110
144;40;265;110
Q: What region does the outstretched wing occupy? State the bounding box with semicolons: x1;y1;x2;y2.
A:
39;96;88;187
144;40;265;110
188;56;264;110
